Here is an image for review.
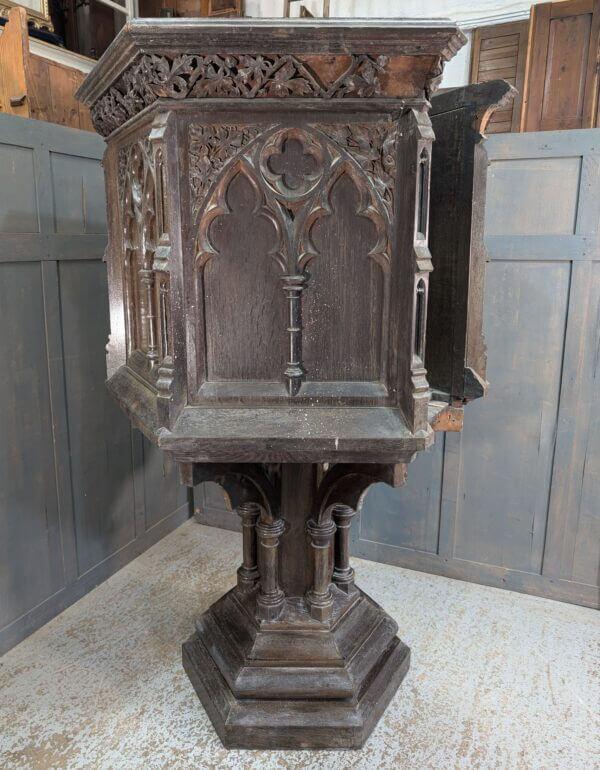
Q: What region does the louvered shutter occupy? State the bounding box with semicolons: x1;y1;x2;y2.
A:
470;21;529;132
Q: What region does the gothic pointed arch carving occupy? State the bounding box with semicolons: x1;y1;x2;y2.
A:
190;120;396;394
120;128;173;394
195;158;286;273
195;158;288;383
313;122;397;220
123;139;157;360
189;123;269;219
297;157;390;274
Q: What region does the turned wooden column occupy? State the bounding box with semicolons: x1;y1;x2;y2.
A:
305;515;336;621
332;504;357;593
235;501;260;591
282;274;307;396
255;515;286;620
138;267;158;364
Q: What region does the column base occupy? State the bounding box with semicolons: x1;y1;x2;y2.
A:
182;585;410;749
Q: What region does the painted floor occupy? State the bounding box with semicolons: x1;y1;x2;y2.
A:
1;520;598;770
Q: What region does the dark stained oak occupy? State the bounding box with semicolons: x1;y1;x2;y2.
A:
76;20;500;750
427;79;515;407
181;461;410;747
303;172;384;382
202;171;286;381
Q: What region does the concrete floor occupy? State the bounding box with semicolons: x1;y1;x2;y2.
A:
1;521;598;770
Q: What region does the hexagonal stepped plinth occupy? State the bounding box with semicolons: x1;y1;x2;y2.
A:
182;585;410;749
180;461;411;749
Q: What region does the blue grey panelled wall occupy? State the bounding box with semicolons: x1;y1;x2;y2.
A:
196;127;600;610
0;115;191;655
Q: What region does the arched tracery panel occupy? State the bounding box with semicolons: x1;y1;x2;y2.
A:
191;121;394;399
122;141;157;361
197;163;286;382
121;135;173;389
299;160;390;384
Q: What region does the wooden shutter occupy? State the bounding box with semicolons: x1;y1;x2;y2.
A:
470;21;529;132
521;0;600;131
199;0;243;15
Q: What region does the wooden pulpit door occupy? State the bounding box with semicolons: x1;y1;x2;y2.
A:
521;0;600;131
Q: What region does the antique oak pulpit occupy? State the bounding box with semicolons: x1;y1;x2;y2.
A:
77;19;509;749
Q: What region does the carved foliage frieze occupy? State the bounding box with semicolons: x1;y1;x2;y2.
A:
189;124;264;218
191;120;396;394
91;53;389;136
315;123;397;219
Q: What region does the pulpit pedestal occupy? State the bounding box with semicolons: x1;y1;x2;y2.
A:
182;462;409;750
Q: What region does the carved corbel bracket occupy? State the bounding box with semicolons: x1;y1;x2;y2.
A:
303;462;409;619
179;462;279;520
471;81;517;140
315;462;408;521
180;462;286;617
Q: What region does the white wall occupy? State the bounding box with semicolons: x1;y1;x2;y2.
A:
246;0;543;24
244;0;548;87
442;30;472;88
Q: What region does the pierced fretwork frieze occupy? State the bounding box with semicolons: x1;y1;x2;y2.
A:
91;53;390;136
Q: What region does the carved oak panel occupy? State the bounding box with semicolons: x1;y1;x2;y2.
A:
117;122;175;406
201;167;286;381
302;171;385;382
189;118;395;400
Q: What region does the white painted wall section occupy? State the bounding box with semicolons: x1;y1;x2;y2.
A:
244;1;548;87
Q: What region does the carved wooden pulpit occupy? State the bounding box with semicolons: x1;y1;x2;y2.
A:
77;19;511;749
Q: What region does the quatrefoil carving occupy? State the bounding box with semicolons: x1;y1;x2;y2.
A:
259;128;325;206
